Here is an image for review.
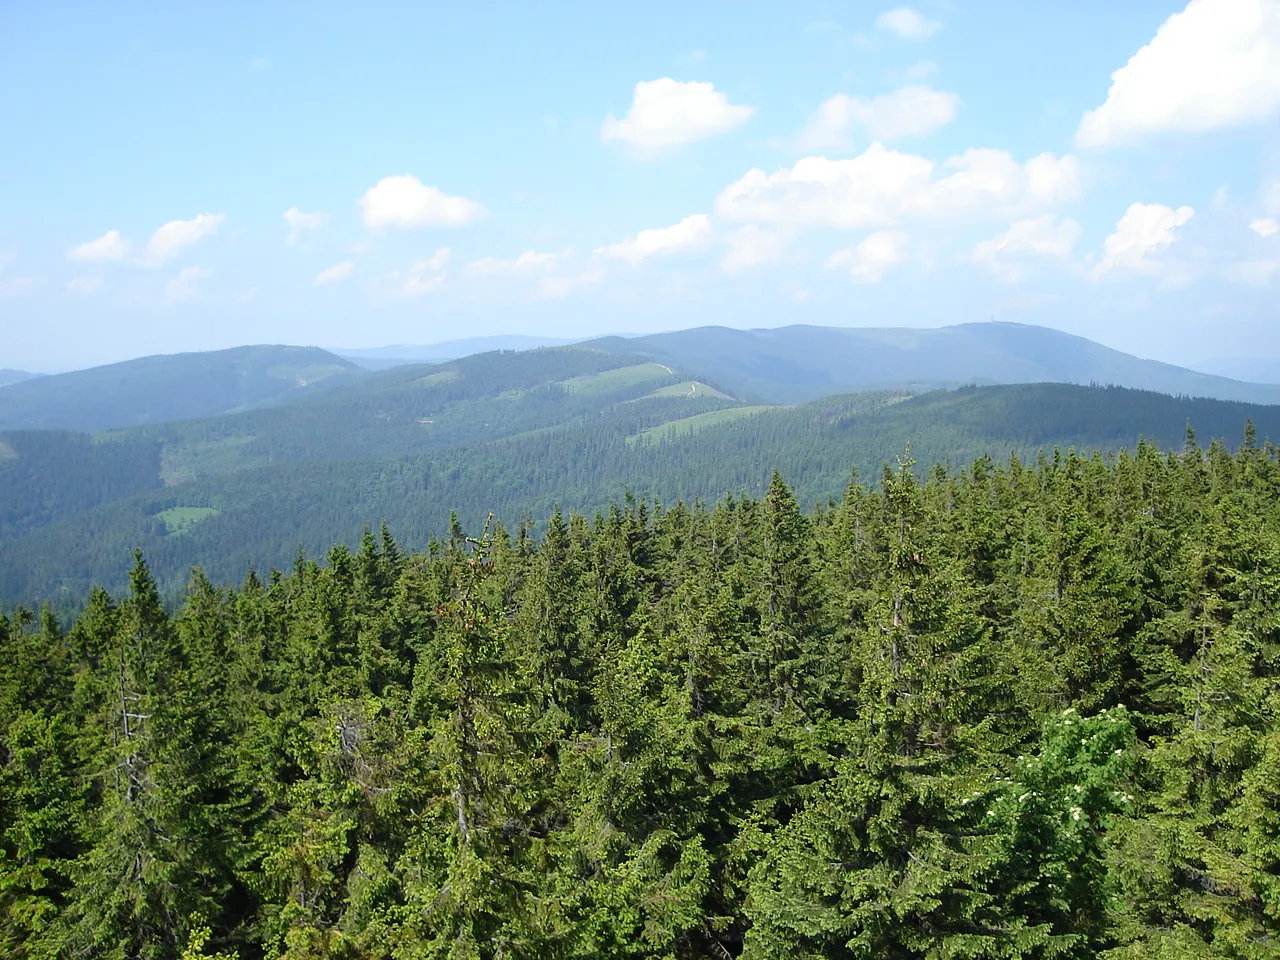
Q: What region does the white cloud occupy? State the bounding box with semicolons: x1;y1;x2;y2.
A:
602;79;754;150
1094;202;1194;277
143;214;225;266
467;250;564;276
721;225;789;273
284;207;328;245
716;144;1079;230
827;230;910;282
67;276;104;296
1251;217;1280;237
67;230;131;262
165;266;213;303
797;86;959;149
1076;0;1280;148
395;248;451;294
876;7;941;40
971;215;1083;282
315;261;354;285
360;176;486;229
596;214;714;265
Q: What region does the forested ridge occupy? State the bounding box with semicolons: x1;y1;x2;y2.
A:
7;380;1280;608
4;431;1280;958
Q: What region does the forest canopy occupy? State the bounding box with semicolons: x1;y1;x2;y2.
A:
2;434;1279;958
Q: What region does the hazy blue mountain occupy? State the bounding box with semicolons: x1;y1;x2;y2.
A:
336;334;578;367
607;322;1280;405
0;345;361;432
0;369;40;388
1189;356;1280;384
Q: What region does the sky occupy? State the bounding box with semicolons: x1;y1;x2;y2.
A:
1;0;1278;373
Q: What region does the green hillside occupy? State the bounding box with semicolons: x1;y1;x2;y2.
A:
0;345;361;432
3;380;1278;607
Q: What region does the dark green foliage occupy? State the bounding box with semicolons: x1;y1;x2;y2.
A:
7;381;1280;609
4;435;1280;957
0;431;163;538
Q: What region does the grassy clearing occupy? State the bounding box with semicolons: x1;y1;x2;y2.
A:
414;370;461;387
560;363;675;396
627;406;779;446
0;440;16;461
156;506;219;535
642;380;733;400
265;362;353;386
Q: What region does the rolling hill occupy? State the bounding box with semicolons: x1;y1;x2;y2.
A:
3;368;1277;606
606;322;1280;405
0;369;39;388
6;324;1280;606
0;345;362;432
336;334;578;368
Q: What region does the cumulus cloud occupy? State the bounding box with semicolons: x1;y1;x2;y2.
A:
716;144;1079;230
315;261;354;285
285;207;329;245
826;230;910;282
596;214;714;265
1093;202;1194;277
144;214;225;266
361;176;486;229
721;225;789;273
797;86;959;149
875;7;941;40
467;250;563;275
1076;0;1280;147
1251;217;1280;237
67;230;131;262
395;248;451;294
971;215;1083;282
165;266;213;303
602;79;754;150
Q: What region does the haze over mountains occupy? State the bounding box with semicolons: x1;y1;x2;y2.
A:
0;370;40;389
3;320;1279;606
0;345;360;432
4;322;1280;436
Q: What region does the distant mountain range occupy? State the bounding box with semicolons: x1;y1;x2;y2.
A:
3;345;1277;605
595;322;1280;405
0;345;360;431
0;369;40;389
4;322;1280;434
335;334;579;368
1189;356;1280;384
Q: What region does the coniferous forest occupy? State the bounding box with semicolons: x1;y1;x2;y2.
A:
4;435;1280;959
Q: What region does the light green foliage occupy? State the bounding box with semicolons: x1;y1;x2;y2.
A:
560;362;677;395
627;406;778;445
156;505;220;534
642;381;733;401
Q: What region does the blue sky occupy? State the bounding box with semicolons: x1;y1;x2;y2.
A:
2;0;1278;372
